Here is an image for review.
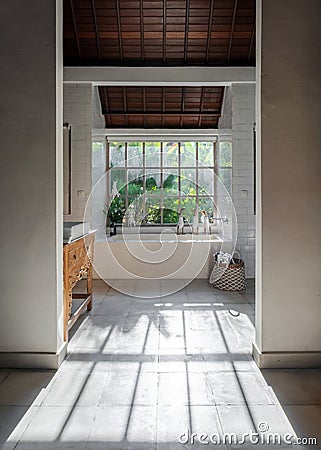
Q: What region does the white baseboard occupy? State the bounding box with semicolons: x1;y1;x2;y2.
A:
0;342;68;370
252;342;321;369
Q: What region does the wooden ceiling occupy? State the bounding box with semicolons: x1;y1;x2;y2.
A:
98;86;225;128
64;0;256;66
64;1;255;128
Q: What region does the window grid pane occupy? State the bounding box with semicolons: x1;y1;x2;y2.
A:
108;140;219;225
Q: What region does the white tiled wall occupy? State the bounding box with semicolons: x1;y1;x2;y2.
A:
231;83;256;278
63;83;92;222
219;83;256;278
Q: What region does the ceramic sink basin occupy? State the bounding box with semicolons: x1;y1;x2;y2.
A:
63;222;90;243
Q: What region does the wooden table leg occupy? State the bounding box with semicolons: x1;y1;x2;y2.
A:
87;264;93;311
63;287;72;341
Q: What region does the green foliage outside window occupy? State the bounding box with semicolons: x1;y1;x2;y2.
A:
106;141;231;224
107;197;126;224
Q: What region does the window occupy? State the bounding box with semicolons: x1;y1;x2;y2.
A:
106;140;232;225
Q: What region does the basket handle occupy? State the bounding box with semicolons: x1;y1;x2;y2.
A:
231;250;241;264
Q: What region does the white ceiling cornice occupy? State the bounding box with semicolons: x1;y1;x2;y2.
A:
64;66;255;86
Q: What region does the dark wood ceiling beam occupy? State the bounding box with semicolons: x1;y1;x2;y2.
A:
140;1;145;61
68;0;81;60
217;87;225;126
103;111;221;116
180;87;186;127
220;87;225;109
198;87;205;127
248;23;255;61
143;87;147;128
91;0;102;60
115;0;123;61
205;0;215;63
163;0;166;63
103;88;111;126
227;0;238;62
123;87;128;126
162;87;165;127
184;0;190;63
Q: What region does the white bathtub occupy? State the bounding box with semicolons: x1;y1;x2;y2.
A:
108;233;222;243
93;232;233;280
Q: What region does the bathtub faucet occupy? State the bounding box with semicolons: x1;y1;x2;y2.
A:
212;216;228;225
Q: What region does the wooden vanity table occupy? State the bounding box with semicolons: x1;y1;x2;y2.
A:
63;231;95;341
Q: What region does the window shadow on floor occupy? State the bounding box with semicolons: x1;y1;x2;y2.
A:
2;279;320;449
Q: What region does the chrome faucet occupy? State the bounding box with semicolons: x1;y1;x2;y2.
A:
212;216;229;225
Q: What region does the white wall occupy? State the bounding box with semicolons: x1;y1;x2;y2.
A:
0;1;64;366
63;83;93;222
219;84;256;278
232;84;256;278
255;0;321;367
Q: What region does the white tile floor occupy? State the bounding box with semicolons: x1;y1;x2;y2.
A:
0;279;320;450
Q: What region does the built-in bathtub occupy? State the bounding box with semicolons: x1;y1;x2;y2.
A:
108;232;222;242
93;231;233;280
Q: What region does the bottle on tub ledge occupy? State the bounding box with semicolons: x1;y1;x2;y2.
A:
109;221;117;236
108;180;119;237
201;210;210;235
176;208;185;235
192;207;199;235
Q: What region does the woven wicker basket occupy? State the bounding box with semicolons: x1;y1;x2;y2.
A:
210;256;246;291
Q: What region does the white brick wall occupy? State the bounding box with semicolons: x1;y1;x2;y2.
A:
63;83;92;222
218;84;256;277
231;83;256;278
